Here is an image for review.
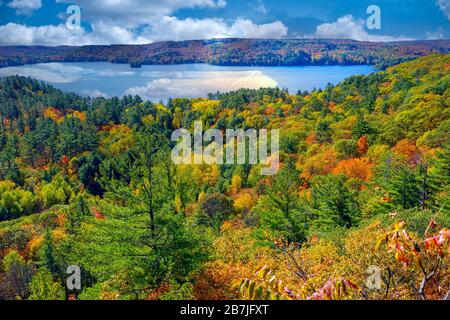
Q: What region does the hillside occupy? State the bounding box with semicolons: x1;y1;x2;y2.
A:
0;39;450;69
0;54;448;300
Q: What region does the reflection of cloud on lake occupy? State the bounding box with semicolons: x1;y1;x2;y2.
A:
226;70;270;92
125;70;277;100
0;63;88;83
0;63;136;83
97;69;136;77
0;62;374;101
140;71;185;79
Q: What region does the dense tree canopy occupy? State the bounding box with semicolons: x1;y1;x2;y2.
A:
0;54;448;300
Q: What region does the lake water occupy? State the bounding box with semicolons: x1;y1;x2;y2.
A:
0;62;375;101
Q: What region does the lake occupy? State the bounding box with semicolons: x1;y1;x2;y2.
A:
0;62;375;101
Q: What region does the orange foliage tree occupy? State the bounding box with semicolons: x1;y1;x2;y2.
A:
357;136;369;155
333;157;374;185
392;139;420;164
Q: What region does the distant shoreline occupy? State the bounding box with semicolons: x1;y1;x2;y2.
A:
0;38;449;70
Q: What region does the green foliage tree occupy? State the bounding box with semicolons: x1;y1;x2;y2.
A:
0;180;36;221
28;268;65;300
1;250;34;299
256;158;307;243
429;146;449;212
40;174;74;208
309;174;359;231
63;132;210;298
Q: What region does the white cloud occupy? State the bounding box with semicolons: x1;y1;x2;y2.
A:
0;23;155;45
254;0;268;15
0;23;96;45
0;16;288;45
56;0;227;28
81;89;108;98
307;15;412;42
143;16;287;41
0;0;287;45
0;0;288;45
436;0;450;19
142;17;230;41
228;18;287;38
90;21;152;44
426;28;444;40
7;0;41;15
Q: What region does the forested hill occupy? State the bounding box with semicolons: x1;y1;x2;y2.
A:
1;38;450;69
0;54;448;300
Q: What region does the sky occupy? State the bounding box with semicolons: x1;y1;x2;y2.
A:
0;0;449;45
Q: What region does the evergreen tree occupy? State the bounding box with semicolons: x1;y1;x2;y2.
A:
352;115;373;139
269;158;300;220
66;193;90;234
28;268;65;300
41;229;58;274
429;146;450;212
310;174;359;230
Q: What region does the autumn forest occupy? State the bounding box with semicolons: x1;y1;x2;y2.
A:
0;53;448;301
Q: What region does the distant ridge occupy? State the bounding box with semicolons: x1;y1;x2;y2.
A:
0;38;449;69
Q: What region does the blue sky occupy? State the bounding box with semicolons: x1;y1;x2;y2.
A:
0;0;449;45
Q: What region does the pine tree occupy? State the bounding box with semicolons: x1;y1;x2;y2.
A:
310;174;358;230
269;157;300;219
429;146;450;212
28;268;65;300
378;155;422;210
66;193;90;234
41;229;57;274
352;115;373;139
